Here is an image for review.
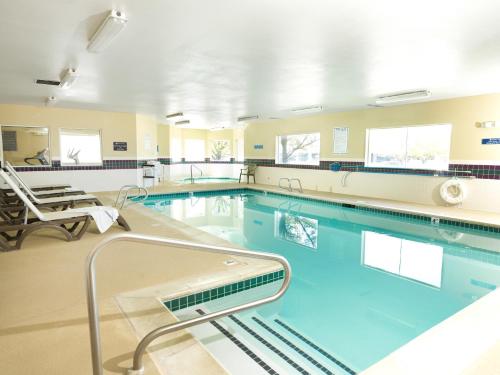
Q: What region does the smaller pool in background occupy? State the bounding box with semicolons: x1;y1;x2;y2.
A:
177;177;239;184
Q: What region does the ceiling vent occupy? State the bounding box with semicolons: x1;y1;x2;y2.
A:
175;120;190;126
35;79;60;86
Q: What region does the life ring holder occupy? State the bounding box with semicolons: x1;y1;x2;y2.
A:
440;178;467;205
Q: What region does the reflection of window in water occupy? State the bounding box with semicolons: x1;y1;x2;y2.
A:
185;197;206;218
362;231;443;288
274;211;318;249
211;196;231;216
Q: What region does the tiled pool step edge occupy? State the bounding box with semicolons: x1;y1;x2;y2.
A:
143;188;500;233
163;270;285;312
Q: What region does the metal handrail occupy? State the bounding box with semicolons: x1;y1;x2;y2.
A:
190;164;203;184
289;178;303;193
85;233;292;375
114;185;149;209
278;177;291;191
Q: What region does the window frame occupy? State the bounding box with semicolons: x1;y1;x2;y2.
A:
275;132;321;166
1;124;52;167
59;128;103;166
364;124;452;171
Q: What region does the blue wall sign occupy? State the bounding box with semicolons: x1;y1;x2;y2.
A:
481;138;500;145
254;144;264;149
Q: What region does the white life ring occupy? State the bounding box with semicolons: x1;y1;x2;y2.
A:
440;178;467;205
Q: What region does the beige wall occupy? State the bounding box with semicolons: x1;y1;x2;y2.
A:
135;114;158;159
0;104;138;160
245;93;500;162
157;124;170;157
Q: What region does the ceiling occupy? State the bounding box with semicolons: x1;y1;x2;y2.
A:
1;0;500;128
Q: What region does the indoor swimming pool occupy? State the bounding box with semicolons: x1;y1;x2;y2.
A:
142;189;500;374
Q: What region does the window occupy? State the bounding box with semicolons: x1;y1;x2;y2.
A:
60;128;102;165
365;124;451;170
210;140;231;161
362;231;443;288
1;125;50;166
171;138;182;162
184;139;205;161
276;133;320;165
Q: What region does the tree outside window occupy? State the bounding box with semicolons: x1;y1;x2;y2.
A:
275;133;320;165
211;140;231;161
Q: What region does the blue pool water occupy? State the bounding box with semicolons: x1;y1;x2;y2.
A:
143;189;500;373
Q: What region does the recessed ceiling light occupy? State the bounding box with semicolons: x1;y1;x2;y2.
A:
166;112;183;119
290;105;323;114
175;120;190;125
237;115;259;122
87;10;128;53
59;68;78;89
375;90;431;104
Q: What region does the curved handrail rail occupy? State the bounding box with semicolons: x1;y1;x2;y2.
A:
85;233;292;375
114;185;149;209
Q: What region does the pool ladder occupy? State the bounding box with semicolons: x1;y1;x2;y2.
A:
114;185;149;209
85;233;291;375
190;164;203;184
278;177;303;193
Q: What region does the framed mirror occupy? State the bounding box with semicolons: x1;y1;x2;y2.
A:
1;125;51;166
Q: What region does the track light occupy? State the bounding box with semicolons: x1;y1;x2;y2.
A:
237;115;259;122
59;68;78;89
166;112;184;119
375;90;431;104
291;105;323;114
87;10;128;53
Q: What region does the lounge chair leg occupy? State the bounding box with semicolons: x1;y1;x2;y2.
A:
117;215;131;231
15;224;74;249
0;236;16;251
74;217;91;240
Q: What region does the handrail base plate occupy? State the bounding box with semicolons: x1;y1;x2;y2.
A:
127;367;144;375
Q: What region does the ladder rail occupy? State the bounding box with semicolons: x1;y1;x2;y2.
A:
114;185;149;209
278;177;291;191
85;233;292;375
289;178;303;193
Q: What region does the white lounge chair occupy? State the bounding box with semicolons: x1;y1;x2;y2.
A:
0;170;130;250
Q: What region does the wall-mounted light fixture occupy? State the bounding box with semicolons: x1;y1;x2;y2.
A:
476;121;498;128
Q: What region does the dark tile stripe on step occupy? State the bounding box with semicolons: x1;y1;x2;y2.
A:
228;314;311;375
196;309;279;375
274;319;356;375
252;317;334;375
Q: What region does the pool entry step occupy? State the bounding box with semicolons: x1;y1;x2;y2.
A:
193;309;357;375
